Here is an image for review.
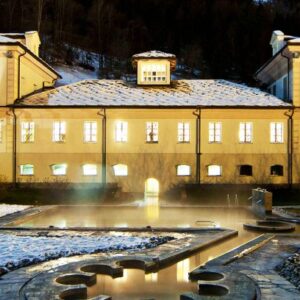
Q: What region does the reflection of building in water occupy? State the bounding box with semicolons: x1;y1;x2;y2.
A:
145;272;158;282
177;258;190;282
145;196;159;222
115;269;128;283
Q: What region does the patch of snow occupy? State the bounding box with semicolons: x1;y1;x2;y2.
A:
132;50;175;59
54;64;98;86
0;232;174;275
19;79;291;107
0;36;17;43
0;204;31;218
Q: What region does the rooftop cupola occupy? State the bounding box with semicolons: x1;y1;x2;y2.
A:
132;50;176;86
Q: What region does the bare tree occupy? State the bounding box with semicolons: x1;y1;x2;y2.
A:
7;0;18;30
37;0;46;32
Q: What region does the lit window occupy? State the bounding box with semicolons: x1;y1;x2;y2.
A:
208;165;222;176
141;64;167;83
115;121;128;142
270;122;283;143
53;121;66;142
209;122;222;143
113;164;128;176
21;122;35;143
82;164;97;176
0;120;3;143
20;164;34;176
178;122;190;143
239;122;252;143
240;165;253;176
51;164;67;176
271;165;283;176
177;165;191;176
146;122;159;142
84;121;97;143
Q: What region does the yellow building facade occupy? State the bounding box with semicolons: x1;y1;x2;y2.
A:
0;32;299;194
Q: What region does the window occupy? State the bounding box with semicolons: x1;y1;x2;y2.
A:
239;122;252;143
209;122;222;143
177;165;191;176
115;121;128;142
178;122;190;143
113;164;128;176
20;164;34;176
21;122;35;143
146;122;159;143
270;122;283;143
271;165;283;176
83;164;97;176
51;164;67;176
272;84;277;96
240;165;253;176
53;121;66;142
208;165;222;176
84;121;97;143
283;76;288;100
141;64;167;84
0;120;3;143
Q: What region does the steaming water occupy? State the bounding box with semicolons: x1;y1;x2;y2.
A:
14;199;299;299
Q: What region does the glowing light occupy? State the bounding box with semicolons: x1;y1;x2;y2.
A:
114;223;128;228
177;259;190;282
145;178;159;196
83;164;97;176
145;272;158;282
145;196;159;222
113;164;128;176
115;269;128;282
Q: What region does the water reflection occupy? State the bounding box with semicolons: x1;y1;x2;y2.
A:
177;259;190;282
144;196;160;222
16;200;269;299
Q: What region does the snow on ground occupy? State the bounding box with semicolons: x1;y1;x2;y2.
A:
0;231;174;275
0;204;31;218
54;64;98;86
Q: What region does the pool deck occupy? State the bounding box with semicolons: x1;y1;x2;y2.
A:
0;227;237;300
187;234;300;299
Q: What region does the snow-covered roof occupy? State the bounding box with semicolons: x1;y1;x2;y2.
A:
16;79;291;107
132;50;176;59
0;36;18;43
288;38;300;44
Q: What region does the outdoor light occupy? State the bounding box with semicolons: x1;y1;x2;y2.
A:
293;52;300;59
5;50;13;58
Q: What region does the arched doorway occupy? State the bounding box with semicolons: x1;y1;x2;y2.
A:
145;178;159;196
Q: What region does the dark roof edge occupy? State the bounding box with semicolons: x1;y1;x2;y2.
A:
254;45;288;77
8;104;293;110
0;41;62;79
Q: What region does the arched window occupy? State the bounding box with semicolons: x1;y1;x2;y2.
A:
177;165;191;176
51;164;67;176
208;165;222;176
240;165;253;176
20;164;34;176
83;164;97;176
113;164;128;176
270;165;283;176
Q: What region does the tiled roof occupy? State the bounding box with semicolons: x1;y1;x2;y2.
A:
16;79;291;107
132;50;176;59
0;36;17;43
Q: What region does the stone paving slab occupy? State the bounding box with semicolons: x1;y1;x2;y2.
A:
188;234;300;300
0;205;56;226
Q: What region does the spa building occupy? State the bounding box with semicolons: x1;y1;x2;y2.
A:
0;30;300;194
